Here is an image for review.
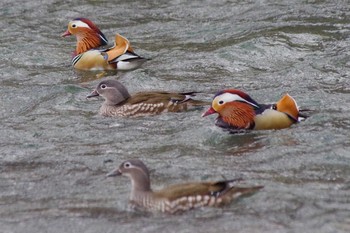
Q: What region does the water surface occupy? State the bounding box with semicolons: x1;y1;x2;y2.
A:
1;1;350;232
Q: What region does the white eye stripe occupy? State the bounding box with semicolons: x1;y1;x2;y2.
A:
70;20;91;29
215;93;259;108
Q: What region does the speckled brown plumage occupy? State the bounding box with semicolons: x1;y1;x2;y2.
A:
87;80;209;117
106;159;263;214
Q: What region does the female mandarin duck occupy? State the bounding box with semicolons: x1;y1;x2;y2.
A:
202;89;302;131
62;18;147;71
87;79;209;117
107;159;263;214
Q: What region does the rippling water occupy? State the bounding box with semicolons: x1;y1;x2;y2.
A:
1;0;350;232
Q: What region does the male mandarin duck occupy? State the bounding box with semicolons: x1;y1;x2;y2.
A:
202;89;303;131
107;159;263;214
87;79;209;117
62;18;147;71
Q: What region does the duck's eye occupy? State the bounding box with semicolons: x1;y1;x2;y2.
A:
100;84;107;89
218;100;224;105
272;104;277;110
124;162;131;168
72;24;77;28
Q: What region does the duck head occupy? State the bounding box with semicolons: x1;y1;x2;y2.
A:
202;89;261;129
62;18;108;55
87;79;131;106
106;159;151;192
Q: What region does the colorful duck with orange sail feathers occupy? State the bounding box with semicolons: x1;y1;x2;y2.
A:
62;18;147;71
202;89;306;131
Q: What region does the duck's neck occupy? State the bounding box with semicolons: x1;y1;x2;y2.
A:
104;90;131;106
129;172;152;200
75;31;106;55
221;102;257;129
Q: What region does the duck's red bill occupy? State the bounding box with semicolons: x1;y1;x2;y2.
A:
202;107;216;117
61;30;71;37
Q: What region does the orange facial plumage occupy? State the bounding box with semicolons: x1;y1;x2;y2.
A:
75;30;105;55
62;18;108;56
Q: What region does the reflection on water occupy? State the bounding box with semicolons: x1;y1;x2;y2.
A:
205;131;265;156
73;70;120;83
1;0;350;233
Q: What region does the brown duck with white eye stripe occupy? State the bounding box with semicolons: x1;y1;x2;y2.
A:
107;159;263;214
87;79;210;117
